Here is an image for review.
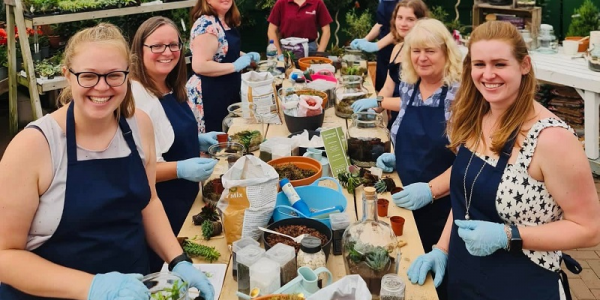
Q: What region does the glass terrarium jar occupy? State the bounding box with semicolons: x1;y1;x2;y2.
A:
143;272;189;300
203;142;246;205
588;44;600;72
341;47;368;77
335;75;369;118
537;24;558;54
222;103;243;133
347;112;391;167
342;187;397;299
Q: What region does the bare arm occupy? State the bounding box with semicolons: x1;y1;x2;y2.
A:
376;33;395;51
317;25;331;52
191;33;236;77
136;111;183;264
364;23;382;41
429;167;452;201
380;96;402;112
518;126;600;251
268;23;283;55
435;210;454;252
156;161;178;182
0;127;92;299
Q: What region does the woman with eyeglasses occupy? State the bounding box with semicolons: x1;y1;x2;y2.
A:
0;23;214;300
130;16;221;274
187;0;260;132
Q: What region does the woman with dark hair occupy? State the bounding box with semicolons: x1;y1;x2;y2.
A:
187;0;259;132
408;21;600;300
131;16;219;273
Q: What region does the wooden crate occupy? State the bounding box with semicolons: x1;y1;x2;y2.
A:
472;5;542;40
474;0;516;9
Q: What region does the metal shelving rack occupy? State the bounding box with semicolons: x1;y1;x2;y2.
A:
3;0;196;135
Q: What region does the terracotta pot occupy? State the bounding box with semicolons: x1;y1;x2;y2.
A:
267;156;322;187
390;216;405;236
391;187;403;195
48;35;62;49
377;198;389;217
565;36;590;53
217;133;228;143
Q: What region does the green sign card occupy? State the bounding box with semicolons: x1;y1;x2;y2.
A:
321;127;350;178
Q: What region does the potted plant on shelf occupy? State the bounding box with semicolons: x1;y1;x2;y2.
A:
566;0;600;52
0;46;8;80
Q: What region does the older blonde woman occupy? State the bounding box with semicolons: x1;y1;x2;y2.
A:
351;18;462;275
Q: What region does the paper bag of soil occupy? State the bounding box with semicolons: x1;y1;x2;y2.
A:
217;155;279;244
241;71;282;125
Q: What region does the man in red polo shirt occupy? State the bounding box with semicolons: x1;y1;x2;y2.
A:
267;0;333;55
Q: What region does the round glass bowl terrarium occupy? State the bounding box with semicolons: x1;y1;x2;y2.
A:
335;75;369;118
347;112;391;167
342;187;397;299
203;142;246;205
143;272;189;300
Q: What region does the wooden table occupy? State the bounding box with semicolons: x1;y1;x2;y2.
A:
177;74;439;300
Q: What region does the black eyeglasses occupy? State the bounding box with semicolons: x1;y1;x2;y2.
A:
68;69;129;88
143;42;183;54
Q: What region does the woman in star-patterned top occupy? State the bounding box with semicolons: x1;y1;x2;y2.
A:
407;21;600;300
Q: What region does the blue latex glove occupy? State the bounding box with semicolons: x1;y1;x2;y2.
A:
233;55;252;72
246;52;261;62
350;38;365;50
173;261;215;300
277;54;284;61
356;39;380;53
351;98;378;112
199;131;223;152
392;182;433;210
376;153;395;173
88;272;149;300
455;220;508;256
176;158;218;182
407;248;447;287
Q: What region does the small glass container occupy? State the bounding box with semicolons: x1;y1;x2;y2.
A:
380;274;405;300
142;272;189;300
341;47;367;77
335;75;369;118
342;187;397;298
588;44;600;72
537;24;558;54
297;236;327;287
265;243;297;286
330;212;351;256
232;237;260;280
223;103;243;133
236;244;265;296
250;257;281;296
347;112;391;167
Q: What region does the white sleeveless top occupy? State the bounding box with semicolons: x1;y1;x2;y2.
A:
25;114;145;251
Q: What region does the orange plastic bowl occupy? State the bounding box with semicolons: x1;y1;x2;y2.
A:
297;56;333;71
268;156;322;187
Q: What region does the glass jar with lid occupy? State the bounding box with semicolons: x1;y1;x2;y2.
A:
335;75;370;118
588;43;600;72
297;236;327;287
380;274;405;300
537;24;558;54
347;112;390;167
342;187;397;298
341;47;368;78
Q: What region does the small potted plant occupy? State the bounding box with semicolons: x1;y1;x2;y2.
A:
566;0;600;52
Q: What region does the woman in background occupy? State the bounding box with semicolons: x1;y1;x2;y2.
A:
131;16;220;273
187;0;260;132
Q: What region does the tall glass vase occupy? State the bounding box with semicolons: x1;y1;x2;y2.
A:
342;187;397;299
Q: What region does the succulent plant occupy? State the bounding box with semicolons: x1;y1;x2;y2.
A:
201;220;214;241
374;177;396;193
365;246;391;271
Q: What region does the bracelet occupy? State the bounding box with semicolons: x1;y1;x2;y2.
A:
428;183;436;202
504;225;512;251
168;252;193;272
432;244;448;255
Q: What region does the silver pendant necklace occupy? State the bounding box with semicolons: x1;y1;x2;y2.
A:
462;143;486;220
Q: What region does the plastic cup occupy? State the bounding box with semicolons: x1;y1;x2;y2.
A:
563;40;580;56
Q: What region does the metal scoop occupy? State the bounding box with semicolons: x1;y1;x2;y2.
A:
258;227;309;244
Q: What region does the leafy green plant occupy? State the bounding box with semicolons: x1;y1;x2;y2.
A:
0;46;8;68
567;0;600;37
365;246;391;271
193;202;220;225
182;239;221;263
150;280;183;300
343;8;372;43
201;220;214;241
337;165;362;193
429;6;467;33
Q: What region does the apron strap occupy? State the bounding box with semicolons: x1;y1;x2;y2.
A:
407;79;420;106
437;85;448;108
559;253;582;300
66;101;78;163
406;79;449;109
495;129;519;170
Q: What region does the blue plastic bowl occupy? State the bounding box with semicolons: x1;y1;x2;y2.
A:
273;177;347;228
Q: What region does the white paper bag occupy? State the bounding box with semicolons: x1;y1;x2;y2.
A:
241;71;282;125
306;275;372;300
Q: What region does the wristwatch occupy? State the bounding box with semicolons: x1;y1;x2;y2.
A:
509;225;523;254
168;252;193;271
376;96;383;108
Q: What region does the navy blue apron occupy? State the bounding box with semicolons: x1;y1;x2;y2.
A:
0;101;151;299
447;133;581;300
386;45;402;130
147;93;201;272
198;18;242;132
375;0;399;91
395;80;454;250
